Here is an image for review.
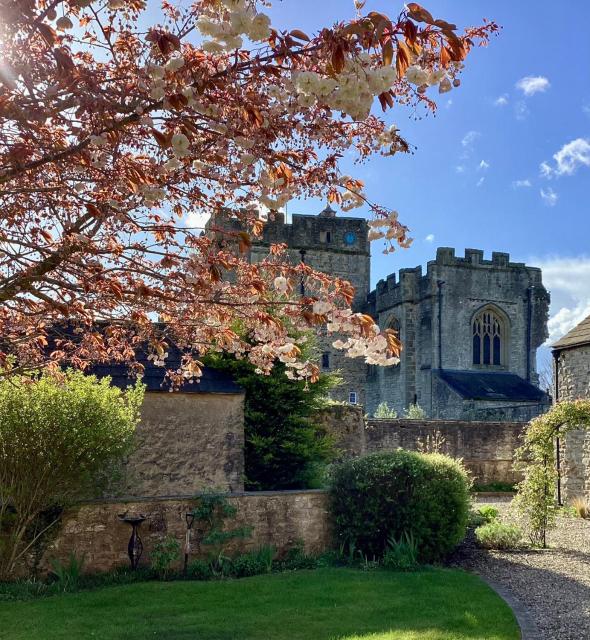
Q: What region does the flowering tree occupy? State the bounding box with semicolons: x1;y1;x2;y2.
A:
0;0;497;383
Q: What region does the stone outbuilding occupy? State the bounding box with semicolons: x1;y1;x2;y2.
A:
90;355;245;498
552;314;590;501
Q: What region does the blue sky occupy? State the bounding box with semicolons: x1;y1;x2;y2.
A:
261;0;590;350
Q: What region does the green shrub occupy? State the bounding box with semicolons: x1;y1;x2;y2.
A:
329;450;471;563
274;542;318;572
49;553;85;592
150;536;180;579
373;402;398;419
204;351;338;490
186;559;212;581
477;506;499;523
231;546;275;578
472;482;516;493
382;532;419;572
0;371;143;579
404;404;426;419
475;522;522;550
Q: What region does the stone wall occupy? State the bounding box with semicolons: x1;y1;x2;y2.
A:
318;405;524;485
34;491;331;575
122;392;245;497
365;419;525;485
555;344;590;501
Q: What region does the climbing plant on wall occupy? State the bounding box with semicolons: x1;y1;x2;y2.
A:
513;399;590;547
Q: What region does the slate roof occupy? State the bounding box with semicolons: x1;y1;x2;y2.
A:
86;342;243;394
42;323;243;394
436;369;549;402
89;360;242;394
552;315;590;351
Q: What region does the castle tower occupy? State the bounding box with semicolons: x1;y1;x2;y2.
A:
249;205;371;405
366;247;551;420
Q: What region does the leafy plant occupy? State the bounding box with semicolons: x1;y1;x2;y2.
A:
475;522;522;550
150;536;180;579
382;532;419;572
190;491;251;575
204;351;338;490
404;403;427;420
472;482;516;493
186;559;212;581
373;402;398;419
49;553;85;592
513;399;590;547
0;371;144;579
329;450;471;563
231;546;275;578
477;506;499;523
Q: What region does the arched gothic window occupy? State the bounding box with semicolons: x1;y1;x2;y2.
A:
472;307;506;366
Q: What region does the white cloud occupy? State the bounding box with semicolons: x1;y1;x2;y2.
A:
530;256;590;344
476;177;485;187
540;187;558;206
512;179;531;188
494;94;509;107
478;160;490;171
539;161;553;178
461;130;480;148
583;103;590;117
445;99;453;109
543;138;590;177
185;210;211;229
425;234;435;243
516;75;550;96
514;100;529;121
455;165;465;174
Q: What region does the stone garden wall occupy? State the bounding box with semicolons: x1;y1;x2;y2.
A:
35;491;331;575
318;405;525;486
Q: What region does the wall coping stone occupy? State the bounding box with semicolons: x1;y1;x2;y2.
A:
81;489;328;505
366;419;528;427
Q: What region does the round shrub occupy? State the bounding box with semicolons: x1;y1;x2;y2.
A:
329;450;471;563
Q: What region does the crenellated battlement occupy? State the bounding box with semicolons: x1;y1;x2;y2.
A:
433;247;529;269
371;247;544;311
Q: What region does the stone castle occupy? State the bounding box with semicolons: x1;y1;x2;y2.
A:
214;205;551;421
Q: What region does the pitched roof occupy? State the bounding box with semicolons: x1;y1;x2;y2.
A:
552;315;590;351
43;323;243;394
89;359;243;394
436;369;549;402
87;342;243;393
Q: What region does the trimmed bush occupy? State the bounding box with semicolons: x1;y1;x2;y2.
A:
329;450;471;563
475;522;522;550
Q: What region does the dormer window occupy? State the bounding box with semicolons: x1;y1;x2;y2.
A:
472;306;507;366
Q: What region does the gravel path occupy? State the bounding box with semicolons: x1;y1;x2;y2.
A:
450;498;590;640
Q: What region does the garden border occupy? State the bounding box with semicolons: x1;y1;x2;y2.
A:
478;575;538;640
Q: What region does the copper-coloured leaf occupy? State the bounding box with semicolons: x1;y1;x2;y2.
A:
406;3;435;24
289;29;310;42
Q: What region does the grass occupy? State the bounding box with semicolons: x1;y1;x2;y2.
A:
0;568;519;640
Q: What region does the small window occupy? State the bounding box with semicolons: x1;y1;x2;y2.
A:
319;230;332;243
321;352;330;369
349;391;357;405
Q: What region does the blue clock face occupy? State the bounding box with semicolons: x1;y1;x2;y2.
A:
344;231;357;245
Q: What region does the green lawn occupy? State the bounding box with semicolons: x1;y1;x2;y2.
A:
0;568;519;640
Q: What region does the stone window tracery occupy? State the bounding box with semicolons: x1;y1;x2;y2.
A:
472;307;506;366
